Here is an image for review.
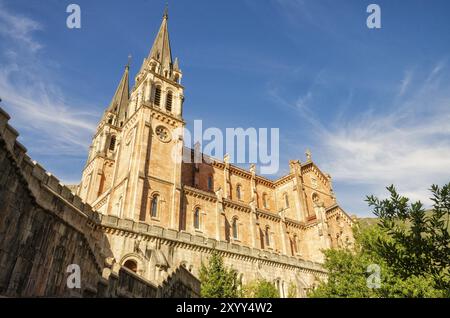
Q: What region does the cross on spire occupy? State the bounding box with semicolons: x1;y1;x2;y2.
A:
127;54;132;69
305;149;312;162
163;3;168;19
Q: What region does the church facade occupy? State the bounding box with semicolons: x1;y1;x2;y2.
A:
75;11;354;297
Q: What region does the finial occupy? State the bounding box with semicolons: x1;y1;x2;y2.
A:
126;54;132;69
163;3;168;19
305;149;312;162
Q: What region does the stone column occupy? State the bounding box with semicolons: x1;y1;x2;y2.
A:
289;160;309;222
145;80;152;102
249;164;258;248
279;209;288;255
223;154;231;199
215;188;224;241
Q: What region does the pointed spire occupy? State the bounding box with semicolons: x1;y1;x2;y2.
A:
107;63;129;124
148;7;173;73
173;57;179;71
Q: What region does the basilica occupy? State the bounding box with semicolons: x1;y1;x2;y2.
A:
74;9;354;296
0;9;354;298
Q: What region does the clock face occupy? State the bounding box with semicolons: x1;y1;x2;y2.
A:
155;125;171;143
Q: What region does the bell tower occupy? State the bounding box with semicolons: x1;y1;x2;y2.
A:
78;63;129;204
79;8;186;230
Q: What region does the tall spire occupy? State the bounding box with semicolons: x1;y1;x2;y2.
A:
148;7;173;73
108;63;129;124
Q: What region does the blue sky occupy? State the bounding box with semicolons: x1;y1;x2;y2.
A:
1;0;450;216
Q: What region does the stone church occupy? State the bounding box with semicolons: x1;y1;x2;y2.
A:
75;10;354;296
0;10;354;297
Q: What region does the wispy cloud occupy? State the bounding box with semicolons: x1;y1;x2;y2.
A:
0;1;43;51
0;3;97;174
273;61;450;211
398;70;412;97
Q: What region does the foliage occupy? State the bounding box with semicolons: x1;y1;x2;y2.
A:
287;282;298;298
243;279;279;298
199;250;241;298
309;182;450;298
367;183;450;292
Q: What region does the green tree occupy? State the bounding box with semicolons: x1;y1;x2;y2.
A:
367;183;450;292
309;182;450;298
199;250;241;298
243;279;279;298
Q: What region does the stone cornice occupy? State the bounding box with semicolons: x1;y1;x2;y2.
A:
142;102;185;126
326;204;354;226
98;214;327;276
256;209;281;222
274;173;295;187
183;185;217;202
285;217;306;229
223;198;251;212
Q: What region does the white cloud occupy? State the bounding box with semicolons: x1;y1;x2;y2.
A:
279;62;450;209
398;70;412;97
0;4;98;162
0;1;43;51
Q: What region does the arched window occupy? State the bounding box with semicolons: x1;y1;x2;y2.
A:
108;115;114;124
109;135;116;151
232;217;238;240
174;74;180;83
284;193;289;208
165;91;173;112
265;226;271;247
194;207;200;230
154;86;162;106
207;175;213;191
262;193;268;209
123;259;137;273
236;185;242;201
150;194;159;218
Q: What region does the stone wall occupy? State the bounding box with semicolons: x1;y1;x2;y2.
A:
100;214;327;297
0;107;199;298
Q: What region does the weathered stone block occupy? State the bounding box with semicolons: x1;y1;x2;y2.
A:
60;186;74;202
149;225;164;236
102;215;119;226
163;228;178;239
46;174;61;192
31;163;46;182
179;231;191;242
134;222;149;233
118;219;134;230
2;125;18;150
0;107;11;132
192;235;204;245
205;238;217;248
